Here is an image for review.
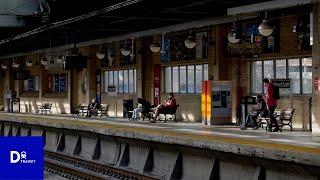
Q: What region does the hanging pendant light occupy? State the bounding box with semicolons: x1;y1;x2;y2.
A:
56;55;64;63
228;16;241;44
12;61;19;68
149;35;161;53
96;45;105;59
184;29;196;49
1;63;8;70
258;11;274;36
41;57;48;65
26;60;33;67
120;40;131;56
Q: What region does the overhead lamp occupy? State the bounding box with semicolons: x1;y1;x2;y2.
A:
12;61;19;68
26;60;33;67
40;57;48;65
96;46;105;59
228;16;241;44
120;41;131;56
149;35;161;53
1;64;7;70
184;29;196;49
258;11;274;36
56;55;64;63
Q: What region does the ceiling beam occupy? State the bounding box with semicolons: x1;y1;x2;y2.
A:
0;0;143;45
0;14;258;59
227;0;312;15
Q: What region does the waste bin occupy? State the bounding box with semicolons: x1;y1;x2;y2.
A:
123;99;133;118
7;98;20;113
240;96;256;124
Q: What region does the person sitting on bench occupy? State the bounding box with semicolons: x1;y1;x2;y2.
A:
87;98;100;117
151;93;176;123
240;95;267;130
130;103;143;121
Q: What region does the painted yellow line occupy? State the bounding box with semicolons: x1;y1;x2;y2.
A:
4;114;320;156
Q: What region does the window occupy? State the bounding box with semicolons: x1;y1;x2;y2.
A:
164;64;208;94
275;60;286;78
187;65;195;93
288;59;301;94
263;60;274;79
251;57;312;94
24;75;39;92
47;74;67;92
103;69;136;94
251;61;262;94
302;57;312;94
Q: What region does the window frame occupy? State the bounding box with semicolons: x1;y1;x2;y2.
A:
251;57;312;95
103;68;136;94
164;63;208;94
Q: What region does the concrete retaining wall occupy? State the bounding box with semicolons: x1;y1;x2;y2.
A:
0;121;319;180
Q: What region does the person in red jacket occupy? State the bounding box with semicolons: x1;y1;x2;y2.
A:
151;93;176;123
263;78;280;132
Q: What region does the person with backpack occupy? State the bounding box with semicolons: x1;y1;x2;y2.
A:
263;78;280;132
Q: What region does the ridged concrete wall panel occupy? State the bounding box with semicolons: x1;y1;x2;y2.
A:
3;124;12;136
99;137;120;165
220;161;256;180
45;131;59;152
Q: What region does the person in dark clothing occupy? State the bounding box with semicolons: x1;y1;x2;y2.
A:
87;98;100;117
263;78;280;132
240;95;267;130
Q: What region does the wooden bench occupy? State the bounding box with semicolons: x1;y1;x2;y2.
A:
76;104;89;116
97;104;109;117
148;105;179;123
37;103;52;114
258;108;295;131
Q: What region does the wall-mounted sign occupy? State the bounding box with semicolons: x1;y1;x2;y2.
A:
271;79;291;89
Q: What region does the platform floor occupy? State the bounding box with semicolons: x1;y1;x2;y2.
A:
16;113;320;149
1;113;320;166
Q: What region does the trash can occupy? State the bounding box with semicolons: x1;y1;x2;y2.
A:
240;96;256;124
7;98;20;113
123;99;133;118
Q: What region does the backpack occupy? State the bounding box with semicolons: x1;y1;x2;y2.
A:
272;84;280;100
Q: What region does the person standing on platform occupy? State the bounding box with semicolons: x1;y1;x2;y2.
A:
263;78;279;132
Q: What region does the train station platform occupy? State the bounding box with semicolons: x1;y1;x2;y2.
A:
1;112;320;168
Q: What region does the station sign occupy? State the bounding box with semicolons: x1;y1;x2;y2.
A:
271;79;291;89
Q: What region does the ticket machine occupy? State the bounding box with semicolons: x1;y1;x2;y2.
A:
201;81;232;125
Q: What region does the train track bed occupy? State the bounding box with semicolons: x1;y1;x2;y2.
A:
44;151;158;180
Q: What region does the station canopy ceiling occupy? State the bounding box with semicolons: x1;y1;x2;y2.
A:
0;0;269;56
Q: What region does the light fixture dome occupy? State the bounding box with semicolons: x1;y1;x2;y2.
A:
12;62;19;68
41;57;48;65
96;46;105;59
184;35;196;49
258;19;274;36
26;60;33;67
227;28;240;44
1;64;7;70
150;43;161;53
120;45;131;56
56;55;64;63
